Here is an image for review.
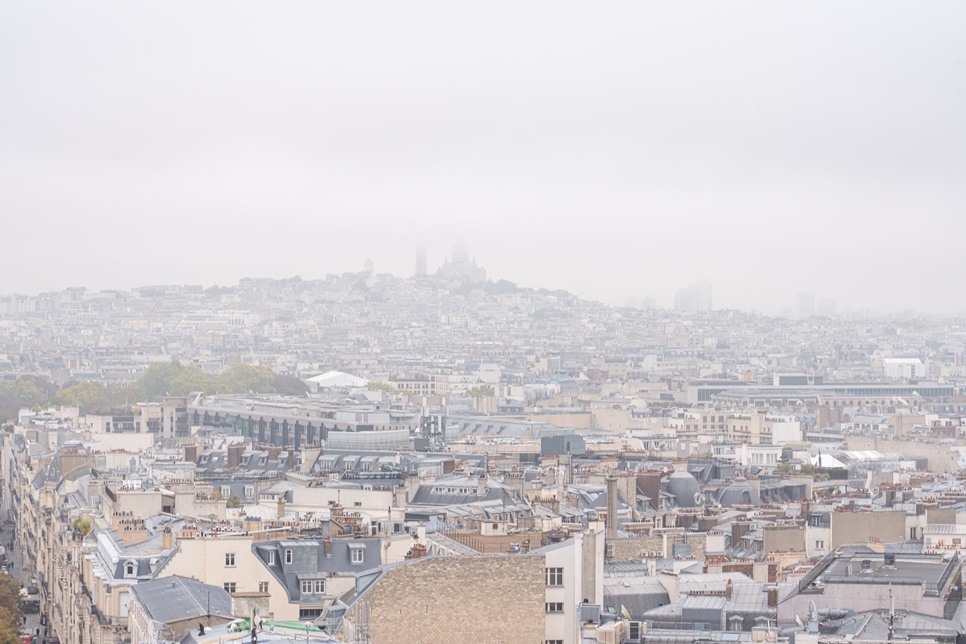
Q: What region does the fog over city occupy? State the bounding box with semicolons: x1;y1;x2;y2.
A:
1;2;963;314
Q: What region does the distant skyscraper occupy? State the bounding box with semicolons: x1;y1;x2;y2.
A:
674;282;713;312
415;247;427;277
364;258;374;277
797;292;815;320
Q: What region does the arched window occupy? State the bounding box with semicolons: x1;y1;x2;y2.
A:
125;561;137;577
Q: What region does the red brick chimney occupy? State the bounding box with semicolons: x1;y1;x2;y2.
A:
767;586;779;608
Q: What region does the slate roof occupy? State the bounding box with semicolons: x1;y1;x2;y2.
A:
253;538;384;603
131;575;232;624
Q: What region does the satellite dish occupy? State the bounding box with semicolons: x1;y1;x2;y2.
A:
694;492;703;505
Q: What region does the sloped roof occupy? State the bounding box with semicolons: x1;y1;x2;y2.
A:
131;575;232;624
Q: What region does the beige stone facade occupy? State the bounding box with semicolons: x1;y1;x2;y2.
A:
344;555;546;644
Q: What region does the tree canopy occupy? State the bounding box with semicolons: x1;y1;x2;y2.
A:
0;361;307;418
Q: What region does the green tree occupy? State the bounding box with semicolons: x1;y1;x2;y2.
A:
215;364;277;394
467;385;495;397
168;365;215;396
0;572;21;644
132;360;187;401
226;496;242;508
0;376;55;422
55;380;116;413
71;518;92;537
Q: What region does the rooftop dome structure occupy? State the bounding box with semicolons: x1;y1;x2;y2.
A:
665;470;703;508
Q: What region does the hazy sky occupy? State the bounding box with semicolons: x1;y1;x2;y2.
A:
1;2;963;314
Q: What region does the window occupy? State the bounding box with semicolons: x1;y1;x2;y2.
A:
267;550;276;565
258;582;269;593
285;549;293;564
225;553;235;567
299;609;323;620
547;640;564;644
314;579;325;594
221;486;231;498
545;567;563;586
124;561;137;577
301;580;313;594
815;540;824;550
224;582;236;593
245;486;255;500
351;548;364;564
545;602;564;613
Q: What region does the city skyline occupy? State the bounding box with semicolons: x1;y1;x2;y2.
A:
0;251;950;320
2;2;963;315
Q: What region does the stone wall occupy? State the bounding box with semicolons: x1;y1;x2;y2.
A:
351;555;546;644
607;534;708;561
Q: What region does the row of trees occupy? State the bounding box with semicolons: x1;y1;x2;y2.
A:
0;360;308;421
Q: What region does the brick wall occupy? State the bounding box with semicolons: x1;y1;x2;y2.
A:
351;555;546;644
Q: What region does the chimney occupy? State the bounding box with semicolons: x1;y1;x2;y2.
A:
732;520;751;545
162;526;174;550
606;476;619;538
637;472;662;511
184;444;200;463
885;488;896;507
324;537;332;558
119;522;149;547
767;586;779;608
277;496;286;519
725;579;733;600
227;444;244;469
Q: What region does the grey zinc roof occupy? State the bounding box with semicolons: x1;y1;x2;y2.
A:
131;575;232;624
254;537;385;603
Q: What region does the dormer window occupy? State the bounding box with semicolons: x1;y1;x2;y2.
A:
349;544;364;564
267;550;276;565
124;561;137;578
285;549;293;564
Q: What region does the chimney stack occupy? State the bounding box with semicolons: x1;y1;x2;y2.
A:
725;579;733;600
606;476;619;539
227;444;244;469
767;586;779;608
162;526;174;550
277;496;286;519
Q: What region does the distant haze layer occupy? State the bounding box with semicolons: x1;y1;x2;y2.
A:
1;2;963;314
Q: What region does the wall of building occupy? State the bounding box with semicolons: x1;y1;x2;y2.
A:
607;534;708;561
763;525;805;554
845;436;960;473
351;555;546;644
831;511;905;548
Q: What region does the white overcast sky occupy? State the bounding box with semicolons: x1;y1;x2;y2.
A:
1;2;963;314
